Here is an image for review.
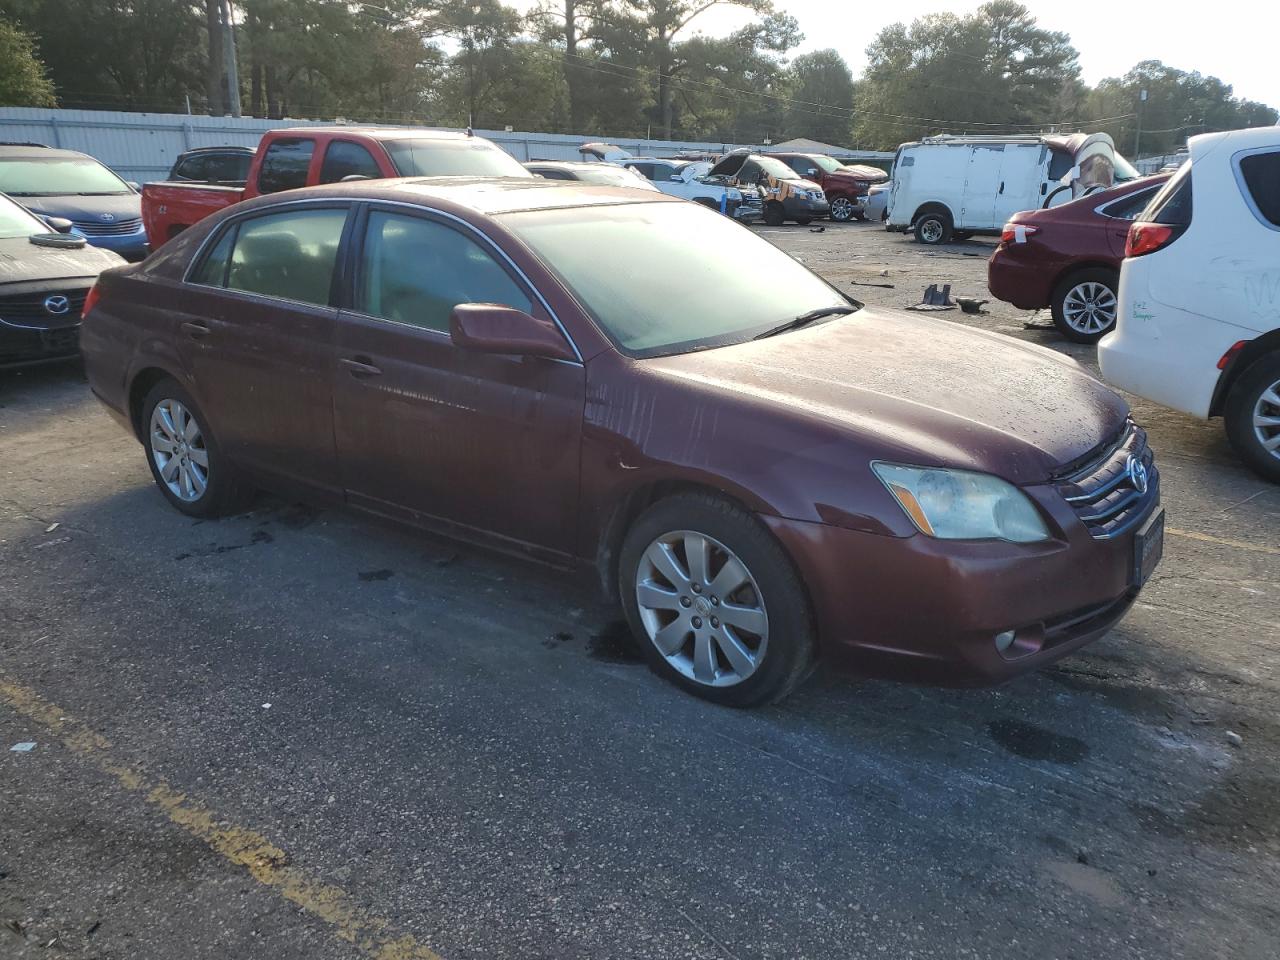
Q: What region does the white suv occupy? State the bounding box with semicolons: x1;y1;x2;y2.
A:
1099;127;1280;481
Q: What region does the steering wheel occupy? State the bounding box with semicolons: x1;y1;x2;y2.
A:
1042;183;1073;208
1081;183;1106;197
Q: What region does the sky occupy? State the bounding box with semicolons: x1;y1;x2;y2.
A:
623;0;1279;108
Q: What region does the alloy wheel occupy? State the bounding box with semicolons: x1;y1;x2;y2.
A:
1252;379;1280;461
830;197;854;222
1062;281;1117;335
634;531;768;687
150;398;209;502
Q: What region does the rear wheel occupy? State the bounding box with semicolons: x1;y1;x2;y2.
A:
914;211;952;245
763;201;785;226
619;493;816;707
1224;352;1280;483
1051;268;1118;343
141;378;249;517
829;196;856;222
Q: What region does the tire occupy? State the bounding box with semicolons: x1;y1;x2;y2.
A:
140;378;250;518
852;211;867;222
829;196;856;223
618;492;816;707
914;210;952;245
763;201;785;227
1050;268;1118;344
795;217;812;226
1224;352;1280;483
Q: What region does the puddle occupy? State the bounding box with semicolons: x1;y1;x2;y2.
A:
587;621;644;664
988;718;1088;765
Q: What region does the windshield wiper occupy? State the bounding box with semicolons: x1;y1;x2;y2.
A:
753;305;855;340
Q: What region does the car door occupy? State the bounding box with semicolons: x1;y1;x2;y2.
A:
180;203;350;492
331;205;584;555
1099;183;1162;257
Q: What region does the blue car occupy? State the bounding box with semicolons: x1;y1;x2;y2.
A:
0;144;148;262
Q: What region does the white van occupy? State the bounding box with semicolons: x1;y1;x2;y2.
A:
1099;126;1280;481
887;133;1140;244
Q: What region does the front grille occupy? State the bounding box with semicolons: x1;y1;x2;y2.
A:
72;217;142;236
0;286;89;325
1055;420;1159;539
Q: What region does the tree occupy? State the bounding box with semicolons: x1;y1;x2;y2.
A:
0;18;56;106
784;49;854;145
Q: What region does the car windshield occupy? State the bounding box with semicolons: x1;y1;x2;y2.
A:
756;156;799;180
1112;152;1141;182
0;157;132;196
384;139;531;178
503;201;853;357
574;166;650;188
810;156;843;173
0;194;47;238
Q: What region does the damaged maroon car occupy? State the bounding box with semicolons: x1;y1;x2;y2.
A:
81;177;1163;706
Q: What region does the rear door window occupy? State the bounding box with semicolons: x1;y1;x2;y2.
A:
354;210;531;333
1237;150;1280;228
223;207;348;305
319;140;383;184
1101;185;1161;221
627;162;655;180
257;138;315;194
205;152;251;182
1143;163;1193;225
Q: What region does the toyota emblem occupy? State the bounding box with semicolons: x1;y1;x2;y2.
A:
1126;455;1149;495
99;212;115;222
43;295;70;316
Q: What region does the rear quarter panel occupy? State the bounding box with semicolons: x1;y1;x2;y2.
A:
142;182;243;249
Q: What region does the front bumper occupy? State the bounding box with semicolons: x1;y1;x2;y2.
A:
783;196;830;218
0;316;80;368
0;282;91;368
762;486;1160;686
80;230;148;263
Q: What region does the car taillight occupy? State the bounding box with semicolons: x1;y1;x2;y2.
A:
82;283;101;318
999;223;1039;245
1126;222;1181;258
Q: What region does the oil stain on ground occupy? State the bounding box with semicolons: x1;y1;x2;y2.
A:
988;718;1089;765
357;569;394;582
588;621;644;664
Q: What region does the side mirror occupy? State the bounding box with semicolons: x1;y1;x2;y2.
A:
670;174;683;182
126;181;141;192
449;303;576;362
806;168;818;176
45;216;74;234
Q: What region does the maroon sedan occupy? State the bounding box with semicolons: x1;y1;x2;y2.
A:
988;175;1169;343
80;178;1163;706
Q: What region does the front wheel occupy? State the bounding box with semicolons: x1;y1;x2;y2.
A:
619;493;816;707
1224;352;1280;483
763;201;785;227
914;211;952;245
141;378;249;517
1051;268;1118;343
829;196;856;222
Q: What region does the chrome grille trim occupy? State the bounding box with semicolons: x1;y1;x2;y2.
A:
1056;421;1159;540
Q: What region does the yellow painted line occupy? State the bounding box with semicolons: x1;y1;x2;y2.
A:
0;677;442;960
1166;527;1280;557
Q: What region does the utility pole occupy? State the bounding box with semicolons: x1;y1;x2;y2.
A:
221;0;242;117
1134;88;1147;159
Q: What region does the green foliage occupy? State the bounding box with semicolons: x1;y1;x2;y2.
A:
784;49;856;146
0;17;56;106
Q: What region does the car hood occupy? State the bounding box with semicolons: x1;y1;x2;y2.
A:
16;192;141;223
0;235;124;286
644;308;1128;484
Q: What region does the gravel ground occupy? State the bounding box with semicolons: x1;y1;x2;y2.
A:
1;220;1277;960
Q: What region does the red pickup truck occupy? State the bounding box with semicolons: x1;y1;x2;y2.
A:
142;126;531;248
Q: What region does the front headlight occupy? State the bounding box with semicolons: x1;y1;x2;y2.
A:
871;463;1051;543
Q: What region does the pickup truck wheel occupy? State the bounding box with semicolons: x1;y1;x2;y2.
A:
914;212;952;245
1051;268;1118;343
1224;352;1280;483
764;201;785;227
829;197;856;222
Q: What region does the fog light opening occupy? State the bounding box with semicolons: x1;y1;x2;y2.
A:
994;626;1046;661
994;630;1017;654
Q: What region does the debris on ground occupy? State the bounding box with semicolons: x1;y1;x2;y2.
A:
1225;730;1244;747
851;281;895;289
809;226;825;233
906;283;956;311
45;522;59;533
956;297;989;314
9;742;36;753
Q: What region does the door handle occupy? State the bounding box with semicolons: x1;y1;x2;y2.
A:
999;181;1005;195
340;356;383;378
181;321;210;340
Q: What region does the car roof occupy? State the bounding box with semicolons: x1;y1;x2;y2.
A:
0;145;93;160
275;126;482;142
525;160;613;170
238;176;680;216
180;145;254;154
1190;125;1280;156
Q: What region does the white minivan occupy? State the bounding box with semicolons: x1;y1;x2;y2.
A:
887;133;1139;244
1099;127;1280;481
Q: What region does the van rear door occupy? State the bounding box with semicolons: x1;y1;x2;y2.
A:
993;143;1048;224
961;144;1005;229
